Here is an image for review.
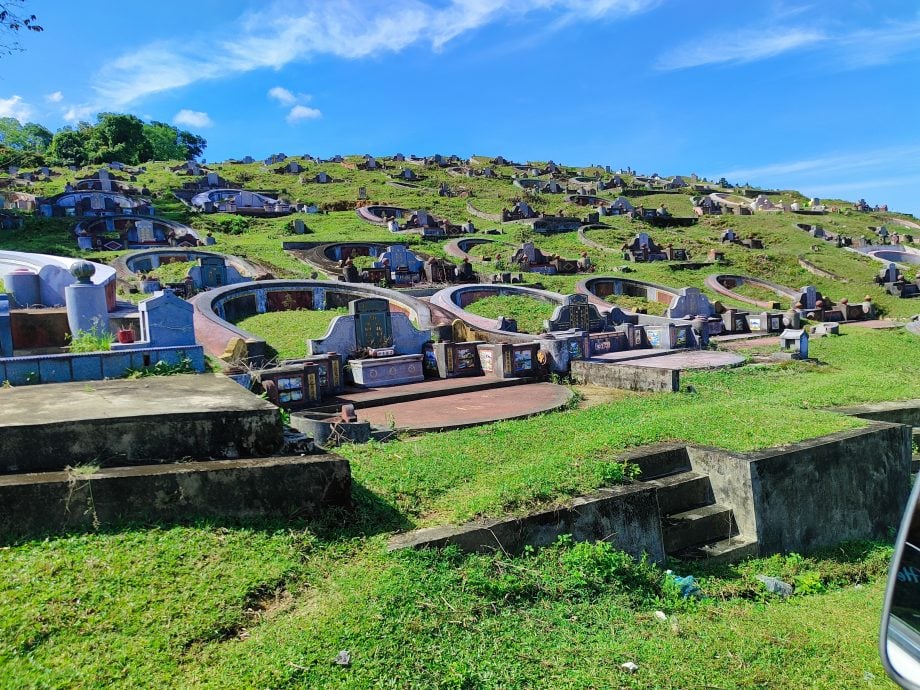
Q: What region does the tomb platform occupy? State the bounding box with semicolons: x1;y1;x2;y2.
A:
319;374;534;409
0;373;282;474
353;382;573;431
0;453;351;540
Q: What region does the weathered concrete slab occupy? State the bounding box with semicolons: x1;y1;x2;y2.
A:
618;350;744;369
570;360;679;392
357;382;572;431
834;399;920;428
389;483;665;563
0;374;282;473
0;454;351;540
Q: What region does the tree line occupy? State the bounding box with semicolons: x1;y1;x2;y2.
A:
0;112;207;168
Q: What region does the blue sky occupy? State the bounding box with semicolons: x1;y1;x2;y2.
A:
2;0;920;213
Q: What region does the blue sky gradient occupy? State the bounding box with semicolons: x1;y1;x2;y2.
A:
2;1;919;212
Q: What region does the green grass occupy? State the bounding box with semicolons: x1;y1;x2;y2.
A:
340;327;918;525
146;259;196;283
606;293;669;315
233;308;349;361
0;524;895;688
463;294;556;333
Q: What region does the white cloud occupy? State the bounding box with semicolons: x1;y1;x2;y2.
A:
45;91;63;103
173;109;214;128
68;0;661;112
657;28;827;70
656;12;920;72
286;105;322;123
0;95;34;122
268;86;298;105
63;104;95;123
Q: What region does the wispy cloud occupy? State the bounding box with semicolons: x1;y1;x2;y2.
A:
268;85;321;123
67;0;660;117
657;28;827;70
286;105;322;123
0;95;34;122
718;144;920;182
657;13;920;71
267;86;298;106
45;91;63;103
173;109;214;128
709;144;920;209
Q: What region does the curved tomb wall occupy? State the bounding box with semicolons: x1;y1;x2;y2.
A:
868;250;920;266
0;251;116;310
191;280;435;361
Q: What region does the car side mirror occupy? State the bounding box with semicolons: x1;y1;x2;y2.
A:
881;476;920;688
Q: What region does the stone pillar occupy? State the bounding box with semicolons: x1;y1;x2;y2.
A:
0;295;13;356
5;268;41;308
65;261;110;335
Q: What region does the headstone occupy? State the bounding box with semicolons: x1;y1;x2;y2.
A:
545;294;605;333
358;187;367;200
292;219;306;234
138;290;196;347
199;255;228;288
352;298;393;350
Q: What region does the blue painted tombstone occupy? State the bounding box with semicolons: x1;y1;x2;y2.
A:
199;255;228;288
139;290;196;347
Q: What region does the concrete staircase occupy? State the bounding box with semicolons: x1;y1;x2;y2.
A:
632;446;758;564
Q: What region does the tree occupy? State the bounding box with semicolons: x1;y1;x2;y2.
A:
47;127;88;167
0;1;42;56
142;121;186;161
0;117;52;151
86;113;151;164
177;130;207;159
141;121;207;161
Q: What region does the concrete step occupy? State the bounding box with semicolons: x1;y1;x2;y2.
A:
662;503;737;553
622;443;691;480
646;472;713;515
670;535;760;565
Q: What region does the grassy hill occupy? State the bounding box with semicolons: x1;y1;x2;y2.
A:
0;156;918;687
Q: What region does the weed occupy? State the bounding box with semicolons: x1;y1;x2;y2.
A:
66;323;114;353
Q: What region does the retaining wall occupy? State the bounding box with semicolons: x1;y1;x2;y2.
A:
0;454;351;540
570;359;680;393
389;483;665;563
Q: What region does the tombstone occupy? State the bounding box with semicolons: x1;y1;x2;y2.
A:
135;219;156;244
799;286;818;310
292;219;306;234
138;290;196;347
878;263;898;285
668;287;714;319
721;229;736;243
416;209;431;227
350;298;393;350
199;255;228;288
358;187;367;200
206;172;219;187
776;329;808;360
387;219;400;233
545;294;605;333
